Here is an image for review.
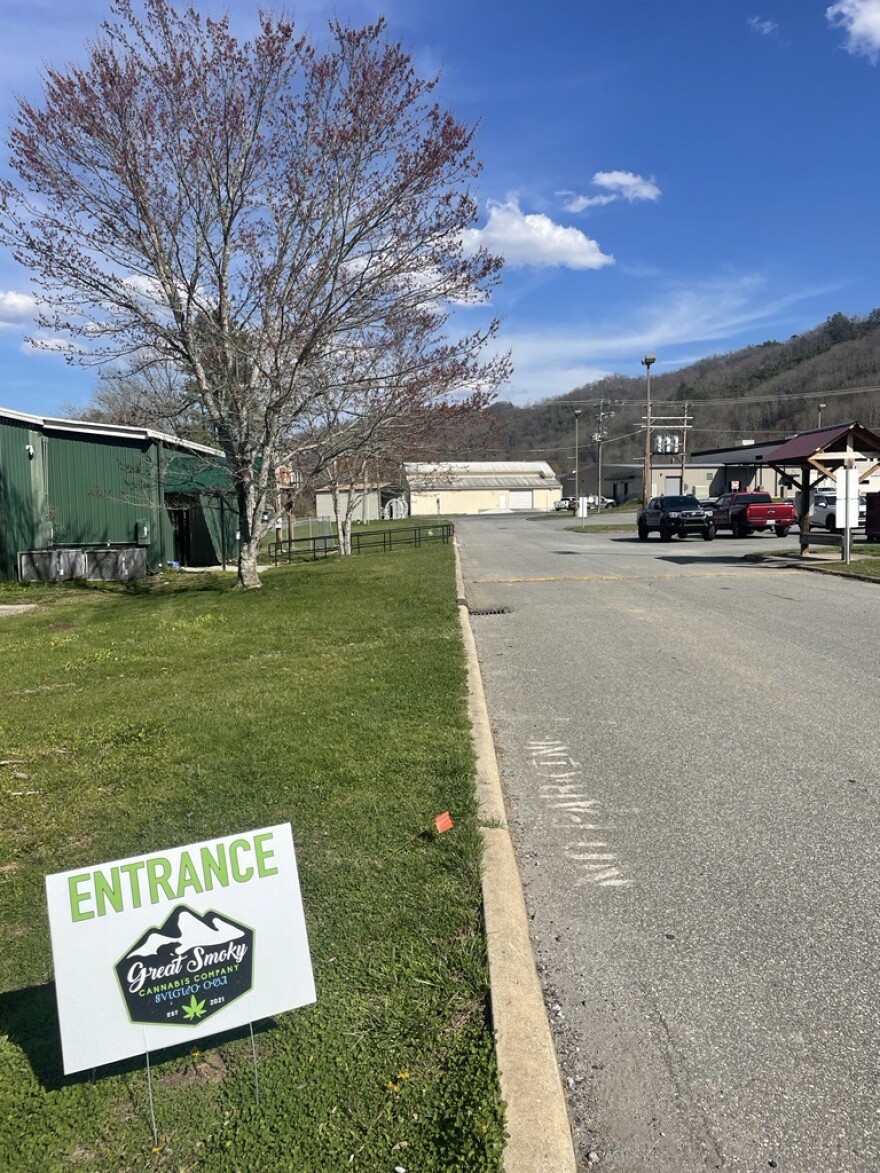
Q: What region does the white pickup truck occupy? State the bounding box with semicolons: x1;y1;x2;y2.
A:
810;487;866;532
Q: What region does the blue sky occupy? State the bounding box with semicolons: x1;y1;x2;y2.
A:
2;0;880;414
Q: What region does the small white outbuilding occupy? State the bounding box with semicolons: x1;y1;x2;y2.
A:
404;461;562;516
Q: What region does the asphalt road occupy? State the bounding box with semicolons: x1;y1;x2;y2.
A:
456;514;880;1173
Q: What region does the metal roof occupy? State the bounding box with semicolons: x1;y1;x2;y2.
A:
0;405;223;457
688;441;784;466
404;460;561;491
404;460;558;476
764;422;880;464
408;474;561;491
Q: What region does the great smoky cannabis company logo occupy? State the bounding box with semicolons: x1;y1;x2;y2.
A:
115;906;254;1027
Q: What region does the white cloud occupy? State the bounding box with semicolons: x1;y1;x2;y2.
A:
123;274;164;299
827;0;880;61
20;333;86;355
463;199;614;270
593;171;661;202
747;15;779;36
493;275;834;404
559;191;617;212
0;290;38;328
499;355;614;401
559;171;660;214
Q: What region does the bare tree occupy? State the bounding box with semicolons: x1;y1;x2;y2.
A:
290;314;498;553
0;0;507;587
63;364;211;441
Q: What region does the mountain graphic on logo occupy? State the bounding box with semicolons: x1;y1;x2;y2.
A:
116;904;255;1028
125;907;245;960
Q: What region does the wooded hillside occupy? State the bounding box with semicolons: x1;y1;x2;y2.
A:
443;310;880;480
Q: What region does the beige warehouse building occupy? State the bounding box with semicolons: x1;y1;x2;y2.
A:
404;461;562;515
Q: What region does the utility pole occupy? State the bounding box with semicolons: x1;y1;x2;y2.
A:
650;404;692;492
574;408;582;508
593;399;614;502
681;400;689;491
641;355;655;506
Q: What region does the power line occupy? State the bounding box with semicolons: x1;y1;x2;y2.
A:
432;386;880;460
529;382;880;411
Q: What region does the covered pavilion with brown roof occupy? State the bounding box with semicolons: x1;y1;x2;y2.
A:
764;421;880;546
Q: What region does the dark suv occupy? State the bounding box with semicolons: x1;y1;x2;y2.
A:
637;495;715;542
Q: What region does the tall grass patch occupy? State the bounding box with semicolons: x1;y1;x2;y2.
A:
0;549;504;1171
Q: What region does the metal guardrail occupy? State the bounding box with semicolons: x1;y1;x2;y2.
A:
270;532;337;563
269;523;454;566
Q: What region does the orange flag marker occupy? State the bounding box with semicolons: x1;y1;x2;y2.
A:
434;811;454;834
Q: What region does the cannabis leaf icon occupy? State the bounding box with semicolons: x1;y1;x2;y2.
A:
182;995;207;1021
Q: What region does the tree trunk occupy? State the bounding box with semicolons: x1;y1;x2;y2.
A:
339;516;352;557
234;474;264;589
237;537;263;589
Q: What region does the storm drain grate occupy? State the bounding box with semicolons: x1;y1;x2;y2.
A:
468;605;511;616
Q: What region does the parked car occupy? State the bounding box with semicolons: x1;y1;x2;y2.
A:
709;492;797;538
554;497;575;512
810;488;866;532
637;495;715;541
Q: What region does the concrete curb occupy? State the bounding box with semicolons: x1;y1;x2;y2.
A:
454;540;577;1173
744;553;880;583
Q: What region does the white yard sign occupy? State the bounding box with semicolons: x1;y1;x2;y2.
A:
45;823;315;1074
836;467;860;530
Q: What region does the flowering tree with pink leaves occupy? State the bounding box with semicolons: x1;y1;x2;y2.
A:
0;0;507;586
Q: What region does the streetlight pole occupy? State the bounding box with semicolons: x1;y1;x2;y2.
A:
574;408;581;510
641;355;656;506
818;402;826;429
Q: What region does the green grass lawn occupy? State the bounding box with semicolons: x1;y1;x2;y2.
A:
824;557;880;577
806;542;880;577
748;542;880;579
0;549;504;1171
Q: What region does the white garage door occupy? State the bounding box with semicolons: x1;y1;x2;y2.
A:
510;490;534;509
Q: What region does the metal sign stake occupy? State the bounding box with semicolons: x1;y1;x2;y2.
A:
143;1032;159;1147
249;1021;261;1107
843;463;855;564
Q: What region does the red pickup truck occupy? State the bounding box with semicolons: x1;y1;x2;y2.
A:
710;492;797;538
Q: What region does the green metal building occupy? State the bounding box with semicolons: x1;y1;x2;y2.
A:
0;407;238;581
